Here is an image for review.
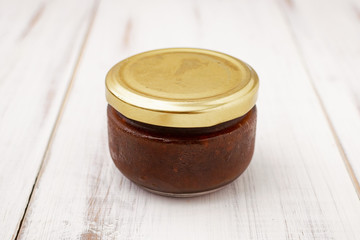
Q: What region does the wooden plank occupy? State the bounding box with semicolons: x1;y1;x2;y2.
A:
0;0;97;239
18;0;360;239
278;0;360;193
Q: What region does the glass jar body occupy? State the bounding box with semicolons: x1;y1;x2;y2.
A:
107;105;257;197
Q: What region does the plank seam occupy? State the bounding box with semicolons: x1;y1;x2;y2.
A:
13;1;101;239
276;0;360;199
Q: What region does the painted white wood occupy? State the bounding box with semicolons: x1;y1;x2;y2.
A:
17;0;360;239
278;0;360;191
0;0;97;239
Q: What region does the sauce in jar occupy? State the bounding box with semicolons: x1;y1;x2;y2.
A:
105;48;259;197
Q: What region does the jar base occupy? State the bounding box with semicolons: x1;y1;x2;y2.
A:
138;185;228;198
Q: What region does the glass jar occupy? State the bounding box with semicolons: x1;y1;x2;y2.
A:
105;48;259;197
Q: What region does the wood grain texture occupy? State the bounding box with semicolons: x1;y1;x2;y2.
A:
16;0;360;239
278;0;360;193
0;0;97;239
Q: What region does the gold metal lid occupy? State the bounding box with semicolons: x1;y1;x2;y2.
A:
105;48;259;128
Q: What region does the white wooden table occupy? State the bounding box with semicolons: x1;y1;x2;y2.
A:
1;0;360;239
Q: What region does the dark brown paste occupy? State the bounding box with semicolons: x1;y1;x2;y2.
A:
107;105;257;194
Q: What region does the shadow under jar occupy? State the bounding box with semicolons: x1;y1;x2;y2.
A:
105;48;259;197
